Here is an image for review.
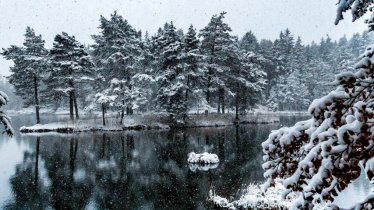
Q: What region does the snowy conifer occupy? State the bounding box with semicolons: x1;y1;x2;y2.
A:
92;11;142;123
48;32;95;120
199;12;237;113
153;22;187;122
2;27;48;123
263;3;374;209
181;25;204;118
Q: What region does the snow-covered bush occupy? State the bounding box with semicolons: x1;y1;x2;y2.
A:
0;91;13;136
209;179;328;210
262;3;374;209
262;45;374;209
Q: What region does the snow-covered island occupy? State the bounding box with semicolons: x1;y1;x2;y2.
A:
19;113;280;133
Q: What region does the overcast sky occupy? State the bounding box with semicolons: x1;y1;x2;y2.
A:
0;0;369;76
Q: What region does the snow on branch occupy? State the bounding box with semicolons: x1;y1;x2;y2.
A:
335;0;374;31
262;43;374;209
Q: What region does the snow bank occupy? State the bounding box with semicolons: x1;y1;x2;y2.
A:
19;121;168;133
19;112;280;134
209;180;328;210
20;122;123;133
187;152;219;164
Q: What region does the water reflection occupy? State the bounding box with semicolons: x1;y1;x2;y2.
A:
2;115;370;209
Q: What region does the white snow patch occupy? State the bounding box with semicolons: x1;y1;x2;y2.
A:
187;152;219;164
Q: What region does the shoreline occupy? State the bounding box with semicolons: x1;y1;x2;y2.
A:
19;113;282;134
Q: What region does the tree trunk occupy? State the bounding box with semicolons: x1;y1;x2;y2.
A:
120;83;125;124
120;99;125;125
33;76;40;124
102;103;106;126
73;91;79;119
220;88;225;114
184;75;190;121
69;92;74;121
127;84;133;115
221;98;225;114
206;69;212;104
68;69;74;121
217;92;221;114
235;83;240;121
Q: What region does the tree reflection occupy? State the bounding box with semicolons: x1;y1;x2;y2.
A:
5;124;272;209
46;136;93;209
4;137;49;209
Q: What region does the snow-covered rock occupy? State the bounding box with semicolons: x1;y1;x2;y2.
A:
187;152;219;164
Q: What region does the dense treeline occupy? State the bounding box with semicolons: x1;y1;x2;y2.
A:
1;11;371;124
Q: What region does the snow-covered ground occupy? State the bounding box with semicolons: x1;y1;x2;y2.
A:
187;152;219;164
209;179;328;210
19;120;168;133
210;172;373;210
19;112;280;133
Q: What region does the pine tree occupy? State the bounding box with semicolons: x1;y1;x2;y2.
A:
263;2;374;209
181;25;204;119
240;31;259;52
265;29;294;98
235;51;267;116
2;27;48;123
49;32;95;121
92;11;142;123
153;22;186;122
199;11;236;113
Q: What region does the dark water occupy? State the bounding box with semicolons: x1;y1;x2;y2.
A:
0;114;371;209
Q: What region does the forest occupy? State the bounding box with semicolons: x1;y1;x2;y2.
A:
0;1;372;210
2;11;371;124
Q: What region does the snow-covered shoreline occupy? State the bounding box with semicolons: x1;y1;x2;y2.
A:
19;113;280;133
209;180;328;210
19;122;168;133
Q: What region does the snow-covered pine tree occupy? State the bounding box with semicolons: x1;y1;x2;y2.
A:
91;11;142;123
2;27;48;123
263;2;374;209
153;22;186;123
49;32;95;121
0;91;13;136
336;36;356;74
181;25;204;119
240;31;260;53
287;37;311;110
199;12;237;113
234;51;267;117
264;30;294;102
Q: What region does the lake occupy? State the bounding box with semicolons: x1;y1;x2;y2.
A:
0;114;372;209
